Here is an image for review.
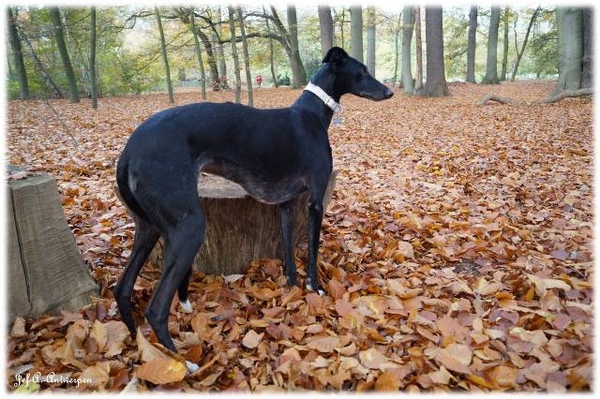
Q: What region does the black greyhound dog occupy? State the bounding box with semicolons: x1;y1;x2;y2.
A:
114;47;393;352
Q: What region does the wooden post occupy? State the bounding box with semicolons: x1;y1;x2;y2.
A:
7;169;98;322
148;171;337;275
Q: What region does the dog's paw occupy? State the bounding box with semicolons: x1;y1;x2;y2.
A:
186;360;200;374
307;281;326;296
180;299;193;314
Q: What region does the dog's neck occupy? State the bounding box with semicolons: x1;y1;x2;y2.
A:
303;82;343;114
293;66;342;127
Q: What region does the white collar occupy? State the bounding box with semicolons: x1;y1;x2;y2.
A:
304;82;343;114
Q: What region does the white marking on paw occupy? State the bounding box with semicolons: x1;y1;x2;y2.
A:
186;360;200;374
180;299;193;314
306;281;324;296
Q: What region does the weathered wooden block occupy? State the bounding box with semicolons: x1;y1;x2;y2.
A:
148;171;337;275
7;170;98;322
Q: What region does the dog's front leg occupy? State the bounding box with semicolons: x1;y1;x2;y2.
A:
279;200;297;286
307;198;325;295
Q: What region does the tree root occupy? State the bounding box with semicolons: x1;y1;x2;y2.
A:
477;87;592;106
541;88;593;104
476;94;523;106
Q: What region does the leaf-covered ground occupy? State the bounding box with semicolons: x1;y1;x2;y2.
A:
6;81;593;392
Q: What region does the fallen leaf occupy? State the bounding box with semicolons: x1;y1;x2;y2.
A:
136;328;172;362
136;358;187;385
11;317;27;338
306;336;341;353
241;330;263;349
90;320;108;352
527;275;571;297
396;241;415;261
375;370;402;391
198;370;224;386
434;343;472;374
104;321;130;357
429;365;454;385
488;365;517;388
80;362;110;389
359;348;398;370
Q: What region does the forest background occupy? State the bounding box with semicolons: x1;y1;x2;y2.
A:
5;1;579;102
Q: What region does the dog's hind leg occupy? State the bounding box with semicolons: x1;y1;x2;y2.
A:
113;215;160;335
145;208;206;352
279;199;297;286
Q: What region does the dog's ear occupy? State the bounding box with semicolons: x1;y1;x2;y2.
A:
322;47;349;66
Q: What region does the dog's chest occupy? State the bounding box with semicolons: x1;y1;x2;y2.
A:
240;175;308;205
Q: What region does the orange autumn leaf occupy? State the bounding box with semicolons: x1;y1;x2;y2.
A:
374;370;401;391
359;348;399;371
306;336;341;353
104;321;130;357
434;343;472;374
488;365;518;388
136;358;187;385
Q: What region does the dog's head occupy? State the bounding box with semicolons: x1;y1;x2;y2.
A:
323;47;393;101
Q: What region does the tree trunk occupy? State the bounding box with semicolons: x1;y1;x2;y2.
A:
401;6;415;94
198;32;220;91
414;6;424;92
228;6;242;103
350;6;364;62
500;7;509;81
580;8;592;89
338;7;346;49
154;7;174;104
90;6;98;109
318;5;334;59
392;12;401;86
510;7;541;82
422;6;449;97
148;172;337;276
264;7;278;88
7;168;98;320
556;7;583;92
466;5;477;83
482;6;501;84
7;7;30;100
190;10;207;100
366;6;376;77
269;6;306;87
216;7;227;81
49;7;80;103
237;6;253;107
286;6;306;88
19;25;63;98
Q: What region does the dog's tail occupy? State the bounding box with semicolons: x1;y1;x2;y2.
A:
115;155;150;223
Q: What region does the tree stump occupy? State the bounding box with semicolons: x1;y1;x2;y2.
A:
148;171;337;275
6;167;98;322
